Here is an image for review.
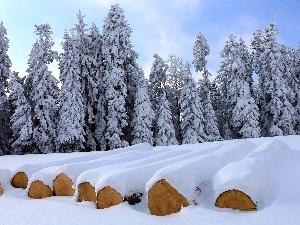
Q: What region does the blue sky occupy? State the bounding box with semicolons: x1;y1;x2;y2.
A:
1;0;299;80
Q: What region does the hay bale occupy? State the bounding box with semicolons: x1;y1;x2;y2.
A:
0;182;3;196
148;179;189;216
28;180;53;199
215;189;256;211
11;172;28;189
77;182;96;203
96;186;123;209
53;173;74;196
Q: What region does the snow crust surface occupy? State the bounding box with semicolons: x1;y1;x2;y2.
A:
0;136;299;225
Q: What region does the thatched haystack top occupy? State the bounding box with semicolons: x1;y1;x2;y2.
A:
146;139;257;200
213;140;292;209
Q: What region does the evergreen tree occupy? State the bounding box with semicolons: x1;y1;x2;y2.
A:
180;63;206;144
57;31;85;152
193;32;221;141
292;47;300;134
102;4;135;149
155;91;178;146
72;11;98;151
26;24;59;153
9;72;33;154
252;24;296;136
166;54;184;142
132;73;155;145
149;54;168;113
0;21;12;155
198;71;222;141
219;35;260;139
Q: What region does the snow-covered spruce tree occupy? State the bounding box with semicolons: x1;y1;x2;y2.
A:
0;21;12;155
9;72;33;155
72;11;98;151
131;73;155;145
193;32;221;141
102;4;136;149
197;71;222;141
180;63;206;144
291;47;300;134
252;24;296;136
155;91;178;146
149;54;168;113
57;31;85;152
89;24;107;150
148;54;168;139
26;24;59;153
166;54;184;143
220;35;260;138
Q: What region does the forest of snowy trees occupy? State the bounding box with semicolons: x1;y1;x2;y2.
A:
0;4;299;155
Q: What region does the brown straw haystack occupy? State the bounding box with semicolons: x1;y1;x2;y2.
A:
215;189;257;211
77;182;97;203
53;173;74;196
148;179;189;216
97;186;123;209
11;172;28;189
28;180;53;199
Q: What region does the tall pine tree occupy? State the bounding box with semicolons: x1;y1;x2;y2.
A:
57;31;85;152
26;24;59;153
180;63;206;144
102;4;134;149
0;21;12;155
9;72;33;154
252;24;296;136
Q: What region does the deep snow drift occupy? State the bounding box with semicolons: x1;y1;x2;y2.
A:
0;135;299;225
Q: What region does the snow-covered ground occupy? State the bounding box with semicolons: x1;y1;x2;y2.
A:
0;135;299;225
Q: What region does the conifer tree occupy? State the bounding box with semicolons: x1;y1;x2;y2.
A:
26;24;59;153
57;31;85;152
180;63;206;144
155;91;178;146
219;35;260;138
9;72;33;154
166;54;184;142
252;24;296;136
102;4;134;149
72;11;98;151
132;73;155;145
291;47;300;134
0;21;12;155
149;54;168;113
193;32;221;141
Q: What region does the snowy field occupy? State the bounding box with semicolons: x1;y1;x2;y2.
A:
0;135;299;225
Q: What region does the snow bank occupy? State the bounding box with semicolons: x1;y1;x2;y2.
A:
27;144;155;190
213;139;293;209
146;139;258;201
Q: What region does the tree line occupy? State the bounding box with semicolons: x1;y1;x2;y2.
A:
0;4;299;155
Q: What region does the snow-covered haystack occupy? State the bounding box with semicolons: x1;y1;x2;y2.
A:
213;140;292;211
146;139;258;216
27;144;153;199
76;147;200;208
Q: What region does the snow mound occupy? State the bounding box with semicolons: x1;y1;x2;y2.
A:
213;139;293;209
